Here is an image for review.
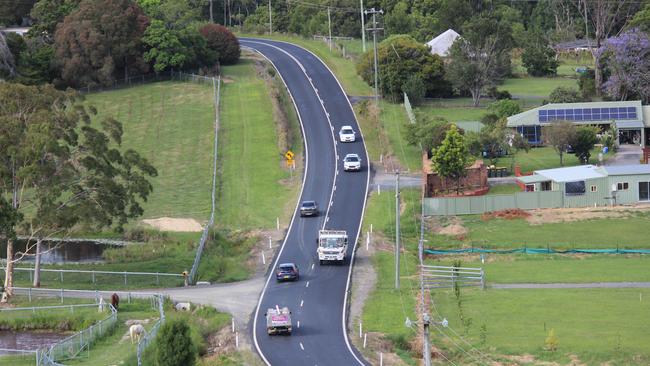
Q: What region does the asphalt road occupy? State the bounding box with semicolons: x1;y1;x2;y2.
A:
240;39;370;365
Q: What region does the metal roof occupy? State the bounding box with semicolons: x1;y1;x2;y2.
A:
517;174;549;184
602;165;650;176
534;165;606;183
507;100;644;128
455;121;484;133
616;120;644;129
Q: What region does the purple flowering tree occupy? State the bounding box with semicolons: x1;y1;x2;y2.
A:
597;28;650;103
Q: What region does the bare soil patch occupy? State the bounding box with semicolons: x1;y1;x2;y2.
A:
142;217;203;232
425;216;468;238
481;209;530;221
524;205;648;225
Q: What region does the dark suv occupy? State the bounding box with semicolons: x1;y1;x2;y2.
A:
275;263;299;282
299;201;318;217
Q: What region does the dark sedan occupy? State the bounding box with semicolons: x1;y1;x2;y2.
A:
275;263;299;282
299;200;319;217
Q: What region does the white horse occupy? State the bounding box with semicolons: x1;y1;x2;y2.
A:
129;324;146;344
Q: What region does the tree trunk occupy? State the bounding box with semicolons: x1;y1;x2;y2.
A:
33;238;42;288
2;238;14;302
471;88;481;107
560;151;564;166
210;0;214;23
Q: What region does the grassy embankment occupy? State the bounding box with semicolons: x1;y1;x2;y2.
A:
9;55;301;290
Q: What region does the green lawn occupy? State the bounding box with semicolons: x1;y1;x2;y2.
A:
431;255;650;284
215;58;301;230
433;287;650;365
428;212;650;249
380;101;423;172
485;184;521;195
499;76;578;98
86;81;215;221
494;146;610;174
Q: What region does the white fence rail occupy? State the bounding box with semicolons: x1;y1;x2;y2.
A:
13;267;183;287
421;265;485;290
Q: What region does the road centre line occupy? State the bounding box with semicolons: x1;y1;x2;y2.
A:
300;300;304;307
300;342;305;351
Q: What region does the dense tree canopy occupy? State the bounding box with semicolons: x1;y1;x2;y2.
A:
356;34;451;101
200;24;240;65
446;14;513;106
54;0;150;87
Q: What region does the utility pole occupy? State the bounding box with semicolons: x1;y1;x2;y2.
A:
395;170;400;289
268;0;272;34
360;0;366;52
364;8;383;104
209;0;214;23
328;7;332;51
423;313;431;366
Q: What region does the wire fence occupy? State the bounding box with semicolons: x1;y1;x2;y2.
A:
188;75;222;284
76;69;216;94
5;288;165;366
12;267;184;289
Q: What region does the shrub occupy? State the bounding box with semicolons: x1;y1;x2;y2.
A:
488;99;521;118
402;74;425;106
522;43;559;76
199;24;240;65
548;86;583;103
487;86;511;100
545;328;559;351
156;318;196;366
578;68;596;100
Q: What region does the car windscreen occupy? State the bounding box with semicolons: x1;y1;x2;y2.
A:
302;202;315;207
279;265;294;271
346;156;359;162
341;128;353;134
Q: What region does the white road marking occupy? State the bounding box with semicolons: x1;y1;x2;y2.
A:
300;300;304;307
311;263;315;270
300;342;305;351
297;321;301;328
306;281;310;288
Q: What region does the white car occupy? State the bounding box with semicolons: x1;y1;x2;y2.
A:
343;153;361;171
338;126;356;142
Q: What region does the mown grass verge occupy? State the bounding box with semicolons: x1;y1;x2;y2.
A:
433;287;650;365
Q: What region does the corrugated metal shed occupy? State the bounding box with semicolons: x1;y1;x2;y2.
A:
517;174;548;184
616;121;644;129
534;165;606;183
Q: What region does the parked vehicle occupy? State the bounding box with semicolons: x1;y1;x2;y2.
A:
299;200;319;217
275;263;299;281
343;153;361;171
317;230;347;264
339;125;356;142
266;306;292;335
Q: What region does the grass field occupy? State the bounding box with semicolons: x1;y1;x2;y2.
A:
215;58;301;230
380;102;423;172
433;287;650;365
86;82;215;221
494;146;610;174
428;211;650;249
486;184;521;195
499;76;578;98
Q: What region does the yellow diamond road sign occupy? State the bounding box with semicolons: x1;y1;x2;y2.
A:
285;150;295;160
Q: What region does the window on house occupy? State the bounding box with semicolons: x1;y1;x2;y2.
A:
640;182;650;201
565;181;586;196
590;185;597;192
541;181;552;191
617;182;629;191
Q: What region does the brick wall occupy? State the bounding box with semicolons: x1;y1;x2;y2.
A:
423;154;488;197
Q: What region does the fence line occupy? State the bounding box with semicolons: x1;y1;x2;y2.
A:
420;264;485;290
77;69;215;94
7;288;165;366
188;75;222;284
11;267;183;288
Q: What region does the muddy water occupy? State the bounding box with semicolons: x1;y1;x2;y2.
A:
0;240;117;264
0;330;68;354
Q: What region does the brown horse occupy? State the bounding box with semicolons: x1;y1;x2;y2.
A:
111;293;119;310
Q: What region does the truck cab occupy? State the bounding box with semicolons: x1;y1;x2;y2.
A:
317;230;348;264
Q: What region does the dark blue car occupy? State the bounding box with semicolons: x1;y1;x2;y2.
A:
276;263;299;282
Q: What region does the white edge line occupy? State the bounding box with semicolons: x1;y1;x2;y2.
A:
254;38;370;366
242;45;312;366
246;39;370;365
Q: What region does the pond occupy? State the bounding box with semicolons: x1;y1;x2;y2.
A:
0;330;69;354
0;239;120;264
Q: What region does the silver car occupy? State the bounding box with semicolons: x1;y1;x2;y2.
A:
338;126;356;142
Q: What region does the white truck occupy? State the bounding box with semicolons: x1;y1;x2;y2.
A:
317;230;348;264
265;306;292;335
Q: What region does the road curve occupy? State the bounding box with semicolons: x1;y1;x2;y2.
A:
241;39;370;366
